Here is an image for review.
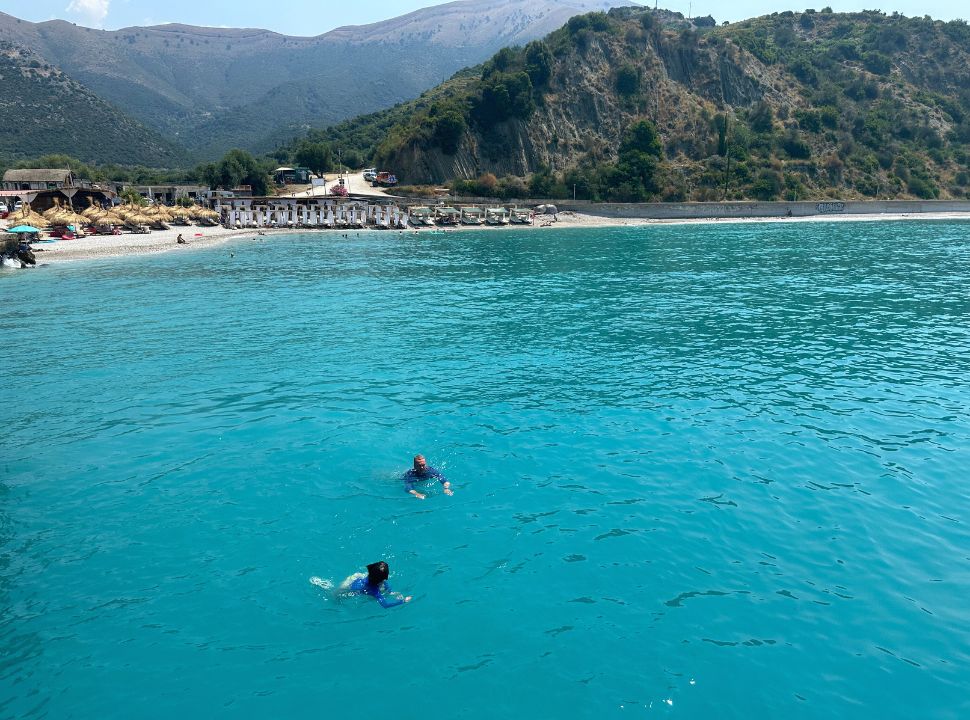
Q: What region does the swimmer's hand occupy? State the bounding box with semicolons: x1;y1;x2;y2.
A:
410;490;426;500
405;596;412;603
443;483;454;496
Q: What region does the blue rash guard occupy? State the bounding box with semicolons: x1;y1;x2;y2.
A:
403;466;447;493
347;576;405;608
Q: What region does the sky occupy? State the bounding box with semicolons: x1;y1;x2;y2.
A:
0;0;964;35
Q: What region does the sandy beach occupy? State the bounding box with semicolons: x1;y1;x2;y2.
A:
9;209;970;266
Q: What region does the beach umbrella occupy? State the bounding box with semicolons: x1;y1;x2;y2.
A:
13;208;49;228
8;225;42;233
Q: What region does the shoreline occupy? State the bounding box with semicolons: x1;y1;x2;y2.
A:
14;210;970;266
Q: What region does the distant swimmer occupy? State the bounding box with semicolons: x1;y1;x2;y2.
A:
339;561;411;608
403;454;453;500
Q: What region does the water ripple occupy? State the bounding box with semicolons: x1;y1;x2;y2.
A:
2;222;969;718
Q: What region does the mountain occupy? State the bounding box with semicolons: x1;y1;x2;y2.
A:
317;8;969;201
0;1;622;160
0;41;189;166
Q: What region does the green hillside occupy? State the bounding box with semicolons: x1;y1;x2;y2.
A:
0;2;617;161
0;42;189;167
284;8;970;202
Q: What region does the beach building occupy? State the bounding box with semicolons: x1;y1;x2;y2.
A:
2;168;76;192
128;185;210;205
1;168;116;212
274;167;312;185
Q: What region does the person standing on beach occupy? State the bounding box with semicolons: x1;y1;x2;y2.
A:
403;454;453;500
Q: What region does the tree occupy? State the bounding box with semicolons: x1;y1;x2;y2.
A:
529;165;554;196
714;114;729;156
432;111;467;154
295;142;333;175
620;120;662;158
489;47;517;74
201;149;270;195
525;41;553;87
120;187;146;205
597;120;665;201
473;72;535;127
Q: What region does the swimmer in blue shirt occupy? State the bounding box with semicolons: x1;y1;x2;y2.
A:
403;454;453;500
339;561;411;608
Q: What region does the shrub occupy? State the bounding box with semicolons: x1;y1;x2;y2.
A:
862;52;892;75
748;102;775;133
795;109;822;132
750;169;783;199
780;130;812;159
615;65;640;96
907;176;938;198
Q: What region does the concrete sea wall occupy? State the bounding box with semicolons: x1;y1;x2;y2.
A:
554;199;970;219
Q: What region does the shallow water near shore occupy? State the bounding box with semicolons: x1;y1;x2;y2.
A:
1;222;969;719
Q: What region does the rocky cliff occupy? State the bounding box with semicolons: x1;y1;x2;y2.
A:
365;7;970;201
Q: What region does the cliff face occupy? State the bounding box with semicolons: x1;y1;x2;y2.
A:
371;7;970;200
383;23;789;182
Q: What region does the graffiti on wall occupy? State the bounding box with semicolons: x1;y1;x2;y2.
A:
816;202;846;213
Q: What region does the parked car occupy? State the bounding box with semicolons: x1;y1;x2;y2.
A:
0;202;8;213
372;172;398;187
362;168;377;182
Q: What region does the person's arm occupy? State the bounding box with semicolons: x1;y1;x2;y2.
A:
403;471;426;500
374;584;411;608
431;469;453;496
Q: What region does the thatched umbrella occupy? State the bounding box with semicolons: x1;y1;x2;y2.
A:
170;208;191;225
42;201;64;222
65;210;88;227
115;205;143;222
150;205;176;222
12;206;50;229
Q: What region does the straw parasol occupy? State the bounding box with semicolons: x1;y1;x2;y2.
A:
11;206;49;229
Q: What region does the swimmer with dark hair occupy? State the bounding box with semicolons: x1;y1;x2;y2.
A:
339;561;411;608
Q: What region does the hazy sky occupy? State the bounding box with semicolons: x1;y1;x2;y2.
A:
2;0;965;34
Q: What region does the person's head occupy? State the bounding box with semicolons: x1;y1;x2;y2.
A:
366;561;389;586
413;455;427;472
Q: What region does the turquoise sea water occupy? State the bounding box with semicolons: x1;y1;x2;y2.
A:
1;222;969;719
